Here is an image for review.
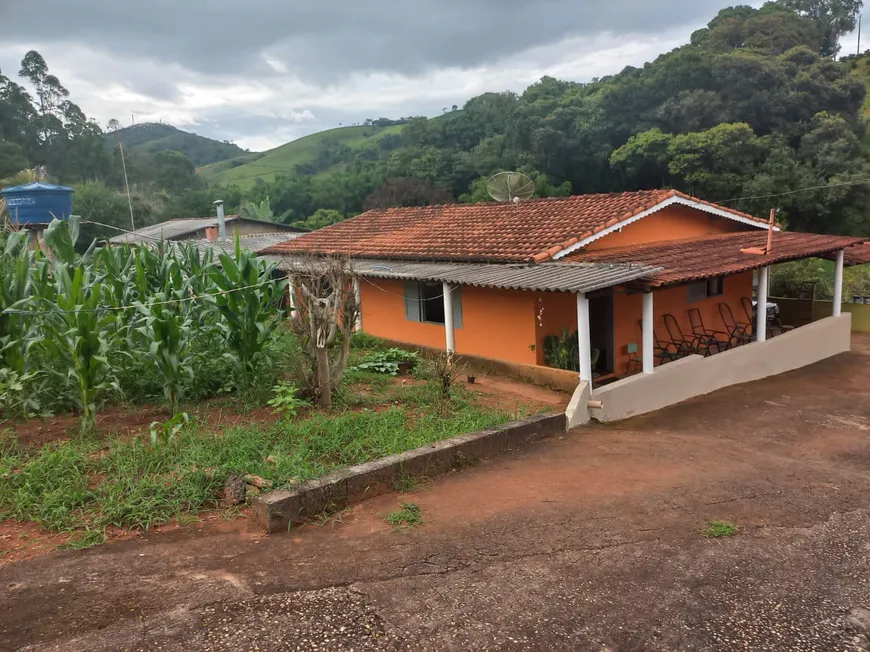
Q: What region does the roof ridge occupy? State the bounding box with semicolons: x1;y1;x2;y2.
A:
372;188;673;214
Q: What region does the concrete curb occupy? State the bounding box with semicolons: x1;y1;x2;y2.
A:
251;412;567;533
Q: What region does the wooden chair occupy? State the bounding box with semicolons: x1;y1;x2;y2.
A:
663;313;707;357
719;303;753;346
687;308;731;354
637;319;682;365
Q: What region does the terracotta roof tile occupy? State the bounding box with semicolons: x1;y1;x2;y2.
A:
844;242;870;265
263;190;770;263
564;231;864;286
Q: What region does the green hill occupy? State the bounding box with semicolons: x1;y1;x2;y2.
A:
198;124;406;188
106;123;250;167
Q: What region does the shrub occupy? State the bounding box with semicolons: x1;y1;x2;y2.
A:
354;348;419;375
350;331;384;350
266;381;309;416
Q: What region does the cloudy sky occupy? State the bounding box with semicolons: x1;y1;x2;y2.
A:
1;0;757;152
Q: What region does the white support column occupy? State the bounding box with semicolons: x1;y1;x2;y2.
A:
757;266;769;343
642;291;654;374
442;282;455;353
352;277;362;331
576;292;593;384
833;249;845;317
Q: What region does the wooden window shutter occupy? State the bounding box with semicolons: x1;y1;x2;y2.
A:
404;281;422;321
452;286;463;329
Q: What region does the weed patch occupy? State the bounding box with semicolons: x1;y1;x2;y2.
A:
393;471;419;493
385;502;423;531
0;375;514;539
703;520;737;538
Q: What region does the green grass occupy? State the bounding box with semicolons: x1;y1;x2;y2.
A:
393;470;420;493
385;502;423;530
703;520;737;538
199;124;407;188
0;375;516;537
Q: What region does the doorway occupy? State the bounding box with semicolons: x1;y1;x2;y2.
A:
589;294;614;374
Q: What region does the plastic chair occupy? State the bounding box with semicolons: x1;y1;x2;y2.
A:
719;303;753;346
687;308;731;354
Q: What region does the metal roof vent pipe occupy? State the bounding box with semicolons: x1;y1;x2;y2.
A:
213;199;226;242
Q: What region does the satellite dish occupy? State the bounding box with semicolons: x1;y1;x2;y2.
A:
486;171;535;203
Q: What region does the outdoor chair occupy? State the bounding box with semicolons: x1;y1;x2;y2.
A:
743;295;793;338
663;313;708;357
637;319;682;365
719;303;753;346
741;296;755;326
686;308;731;355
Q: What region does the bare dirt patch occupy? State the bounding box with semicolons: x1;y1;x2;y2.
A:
2;400;283;448
467;374;570;412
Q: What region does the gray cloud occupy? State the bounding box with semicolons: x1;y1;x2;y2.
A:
1;0;727;80
0;0;734;150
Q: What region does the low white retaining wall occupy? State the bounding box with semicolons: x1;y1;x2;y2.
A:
590;314;852;423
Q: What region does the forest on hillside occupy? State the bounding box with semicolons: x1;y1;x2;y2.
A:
105;122;249;167
1;0;870;238
212;0;870;236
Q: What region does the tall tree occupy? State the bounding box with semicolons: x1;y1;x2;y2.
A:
777;0;863;55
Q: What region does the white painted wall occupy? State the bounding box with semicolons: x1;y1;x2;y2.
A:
589;314;852;423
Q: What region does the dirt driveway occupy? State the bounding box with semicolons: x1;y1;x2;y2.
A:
4;337;870;651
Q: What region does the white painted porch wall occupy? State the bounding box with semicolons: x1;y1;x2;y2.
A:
586;314;852;423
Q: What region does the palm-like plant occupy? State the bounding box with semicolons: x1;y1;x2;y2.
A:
240;197;292;223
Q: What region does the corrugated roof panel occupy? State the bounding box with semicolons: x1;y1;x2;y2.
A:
108;217;303;244
274;257;662;294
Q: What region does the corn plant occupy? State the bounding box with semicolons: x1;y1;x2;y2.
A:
135;288;196;413
35;217;116;434
0;218;291;425
40;264;115;434
0;232;38;374
211;240;286;389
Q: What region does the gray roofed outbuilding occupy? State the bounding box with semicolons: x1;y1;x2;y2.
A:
147;233;299;256
272;257;663;294
108;216;303;244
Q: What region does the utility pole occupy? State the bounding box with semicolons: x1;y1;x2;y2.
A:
859;14;863;56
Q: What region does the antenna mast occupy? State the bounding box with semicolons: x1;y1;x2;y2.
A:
119;143;136;230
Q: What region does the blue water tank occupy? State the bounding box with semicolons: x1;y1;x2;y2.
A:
0;182;74;225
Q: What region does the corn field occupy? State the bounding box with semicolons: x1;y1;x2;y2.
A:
0;217;287;433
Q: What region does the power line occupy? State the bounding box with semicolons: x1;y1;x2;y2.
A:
3;278;281;317
359;276;446;302
80;219;165;242
717;176;870;205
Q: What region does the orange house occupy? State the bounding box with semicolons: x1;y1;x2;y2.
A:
264;189;861;414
